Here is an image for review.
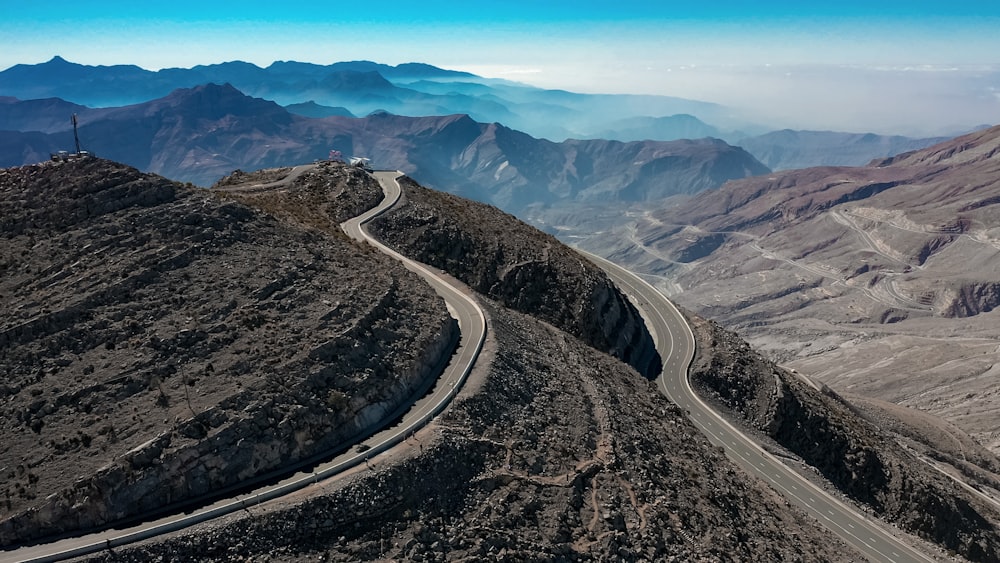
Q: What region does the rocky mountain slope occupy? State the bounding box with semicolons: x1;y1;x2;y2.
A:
578;124;1000;455
0;96;89;135
0;157;874;561
0;130;60;169
0;159;456;545
687;314;1000;561
74;304;859;563
0;84;769;214
368;176;660;378
595;114;723;142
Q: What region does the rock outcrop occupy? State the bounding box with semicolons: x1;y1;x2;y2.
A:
212;160;385;225
369;176;660;378
940;280;1000;318
0;159;455;545
687;313;1000;562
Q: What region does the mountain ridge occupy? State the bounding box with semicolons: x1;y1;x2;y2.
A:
0;56;735;141
738;129;951;170
0;84;770;216
0;158;458;545
1;56;972;169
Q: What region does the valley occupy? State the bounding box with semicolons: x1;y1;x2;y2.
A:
572;125;1000;461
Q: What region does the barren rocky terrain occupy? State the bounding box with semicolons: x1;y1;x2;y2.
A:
687;313;1000;561
573;124;1000;456
74;304;858;562
8;155;997;561
0;157;873;562
0;159;455;545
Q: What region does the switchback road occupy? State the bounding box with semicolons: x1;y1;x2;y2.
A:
3;169;486;563
584;252;935;563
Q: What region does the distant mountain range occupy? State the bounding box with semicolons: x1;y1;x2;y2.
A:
0;84;769;213
1;57;971;172
0;56;733;142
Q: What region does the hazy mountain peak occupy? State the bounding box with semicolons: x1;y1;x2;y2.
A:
38;55;145;74
392;62;475;79
284;100;354;118
266;60;325;73
188;60;264;75
163;82;270;105
320;69;395;91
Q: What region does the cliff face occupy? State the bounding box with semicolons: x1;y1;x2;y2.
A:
686;313;1000;562
369;176;660;378
0;159;455;544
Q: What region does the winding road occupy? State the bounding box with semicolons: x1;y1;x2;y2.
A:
2;170;486;563
5;164;941;563
584;252;936;563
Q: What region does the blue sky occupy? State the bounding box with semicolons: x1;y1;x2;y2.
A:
2;1;998;133
5;1;998;72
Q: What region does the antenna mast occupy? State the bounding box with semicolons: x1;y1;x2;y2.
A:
72;114;81;154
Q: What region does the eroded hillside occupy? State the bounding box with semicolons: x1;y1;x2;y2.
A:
0;159;455;544
580;124;1000;454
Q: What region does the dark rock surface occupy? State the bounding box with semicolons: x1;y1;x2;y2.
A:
77;305;856;562
687;313;1000;562
4;157;973;562
369;176;660;378
0;159;454;545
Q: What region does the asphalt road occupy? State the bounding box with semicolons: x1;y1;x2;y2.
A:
584;252;936;563
3;170;486;563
